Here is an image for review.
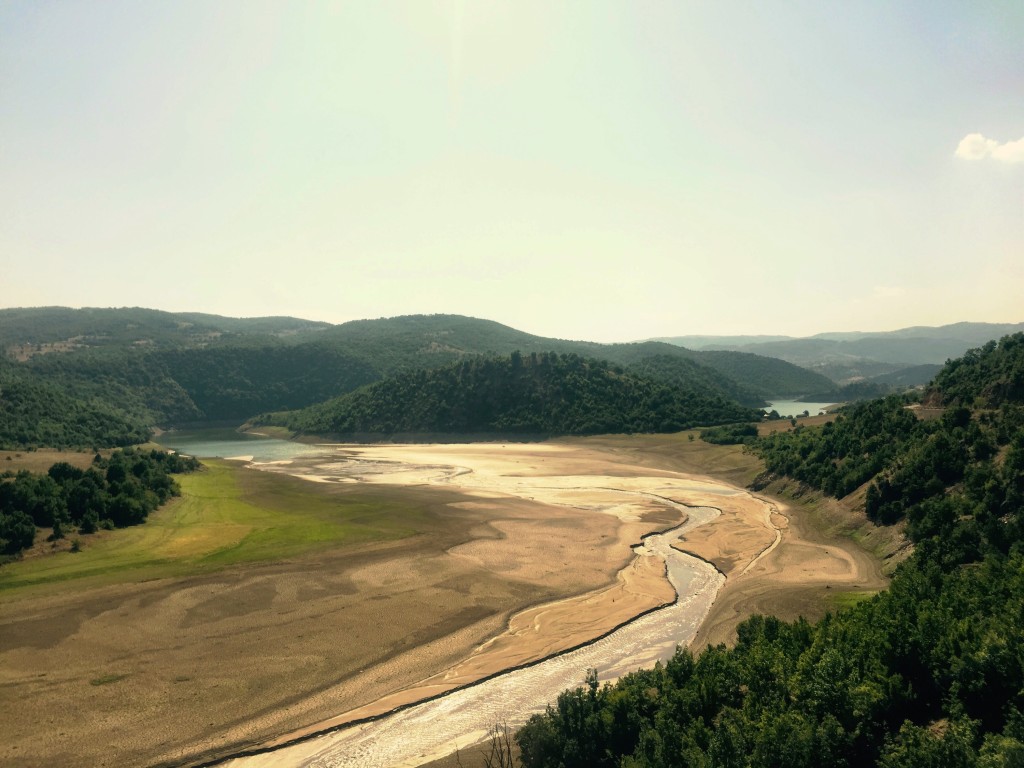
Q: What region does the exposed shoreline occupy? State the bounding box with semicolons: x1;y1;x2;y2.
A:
0;436;889;768
209;440;846;766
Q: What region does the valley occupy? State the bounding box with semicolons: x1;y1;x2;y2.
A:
0;433;882;767
1;308;1021;767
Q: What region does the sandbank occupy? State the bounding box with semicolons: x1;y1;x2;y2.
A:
0;437;887;768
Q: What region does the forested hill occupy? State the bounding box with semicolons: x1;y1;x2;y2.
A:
654;321;1024;387
317;314;836;401
513;334;1024;767
256;353;761;437
0;306;330;353
1;309;834;449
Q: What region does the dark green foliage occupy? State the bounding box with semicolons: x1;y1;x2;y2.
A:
0;368;152;450
260;353;761;437
2;310;825;445
0;306;329;350
626;355;765;407
0;448;200;557
799;379;891;403
154;344;379;420
0;507;35;555
516;335;1024;767
756;396;924;498
315;315;830;401
700;423;759;445
21;347;202;426
686;349;838;400
932;334;1024;408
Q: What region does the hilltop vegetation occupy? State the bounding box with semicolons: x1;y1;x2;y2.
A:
258;352;761;437
0;306;330;354
0;358;152;449
515;334;1024;767
1;308;831;449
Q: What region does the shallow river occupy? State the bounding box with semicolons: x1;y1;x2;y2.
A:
224;501;724;768
158;433;728;768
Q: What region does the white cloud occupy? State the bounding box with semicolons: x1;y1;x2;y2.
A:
955;133;1024;163
991;136;1024;163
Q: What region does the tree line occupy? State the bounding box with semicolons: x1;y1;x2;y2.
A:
0;448;200;557
513;334;1024;767
256;352;761;438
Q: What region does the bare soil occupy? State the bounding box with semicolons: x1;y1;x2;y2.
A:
1;436;893;767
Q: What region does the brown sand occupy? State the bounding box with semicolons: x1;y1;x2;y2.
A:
0;438;887;767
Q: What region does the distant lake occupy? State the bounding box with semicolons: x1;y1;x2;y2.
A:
764;400;836;418
154;428;324;462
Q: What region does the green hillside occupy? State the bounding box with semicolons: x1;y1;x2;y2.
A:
516;334;1024;767
316;315;832;402
0;306;329;352
1;310;834;448
258;352;760;437
0;363;151;450
680;348;837;399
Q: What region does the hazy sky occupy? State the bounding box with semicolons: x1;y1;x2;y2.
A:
2;2;1022;342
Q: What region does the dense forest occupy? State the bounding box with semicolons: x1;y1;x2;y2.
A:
0;358;153;449
514;334;1024;767
255;352;762;437
1;308;843;450
0;448;200;557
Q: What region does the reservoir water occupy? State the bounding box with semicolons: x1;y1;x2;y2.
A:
156;428;324;462
764;399;836;417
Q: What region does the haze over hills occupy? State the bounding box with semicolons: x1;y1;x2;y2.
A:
651;321;1024;385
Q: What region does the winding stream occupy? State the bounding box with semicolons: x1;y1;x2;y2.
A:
224;499;724;768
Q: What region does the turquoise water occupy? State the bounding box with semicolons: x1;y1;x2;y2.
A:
154;428;326;462
764;400;836;418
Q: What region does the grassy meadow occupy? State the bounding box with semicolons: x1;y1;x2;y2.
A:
0;459;420;596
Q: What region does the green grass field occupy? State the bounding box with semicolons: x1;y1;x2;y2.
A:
828;589;879;609
0;460;421;596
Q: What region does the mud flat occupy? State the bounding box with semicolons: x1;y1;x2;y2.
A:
223;507;724;768
216;440;863;766
0;437;885;767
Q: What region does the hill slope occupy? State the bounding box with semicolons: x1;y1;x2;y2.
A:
259;352;760;437
2;310;832;447
314;314;834;402
654;321;1024;385
516;333;1024;767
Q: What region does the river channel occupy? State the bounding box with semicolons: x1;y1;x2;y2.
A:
157;433;728;768
223;506;723;768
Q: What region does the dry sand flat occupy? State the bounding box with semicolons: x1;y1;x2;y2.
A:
238;442;804;754
0;438;885;767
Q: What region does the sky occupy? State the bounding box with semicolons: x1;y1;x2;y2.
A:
1;1;1022;343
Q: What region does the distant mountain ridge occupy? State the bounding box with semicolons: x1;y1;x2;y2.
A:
650;321;1024;385
0;306;331;357
653;322;1024;350
0;307;843;449
15;308;1010;450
